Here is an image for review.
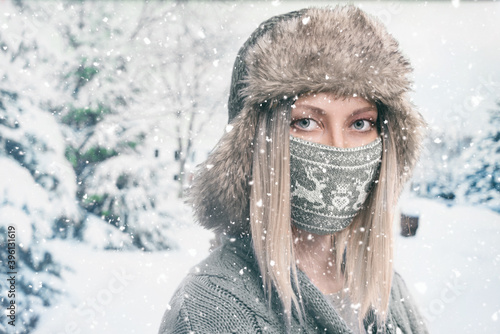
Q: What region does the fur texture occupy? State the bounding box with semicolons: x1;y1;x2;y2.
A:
188;6;425;235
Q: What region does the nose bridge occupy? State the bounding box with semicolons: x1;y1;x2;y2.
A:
327;121;346;148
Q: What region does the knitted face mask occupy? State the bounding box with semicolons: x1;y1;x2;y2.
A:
290;136;382;235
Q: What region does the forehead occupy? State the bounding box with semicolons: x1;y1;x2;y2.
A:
292;93;376;115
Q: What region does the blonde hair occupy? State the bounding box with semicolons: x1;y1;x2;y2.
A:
250;100;399;326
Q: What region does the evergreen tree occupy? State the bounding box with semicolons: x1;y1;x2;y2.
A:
455;102;500;211
0;2;78;327
0;0;235;329
411;127;472;201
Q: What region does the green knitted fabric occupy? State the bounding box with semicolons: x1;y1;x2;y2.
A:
158;237;428;334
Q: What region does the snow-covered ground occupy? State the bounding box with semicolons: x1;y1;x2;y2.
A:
31;198;499;334
395;198;500;333
33;215;214;334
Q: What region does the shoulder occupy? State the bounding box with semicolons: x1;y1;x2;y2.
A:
158;238;282;334
387;272;429;334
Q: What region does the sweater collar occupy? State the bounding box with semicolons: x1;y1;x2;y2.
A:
221;235;395;333
296;270;353;333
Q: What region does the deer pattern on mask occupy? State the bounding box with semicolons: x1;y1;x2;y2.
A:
289;136;382;235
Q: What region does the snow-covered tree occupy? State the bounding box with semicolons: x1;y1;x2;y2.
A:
0;0;237;328
411;127;472;201
52;3;234;252
454;102;500;211
45;2;156;249
1;0;233;256
21;1;182;251
412;100;500;213
0;3;79;326
128;2;232;198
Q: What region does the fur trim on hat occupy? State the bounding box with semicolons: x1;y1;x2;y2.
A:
188;105;257;234
188;5;425;235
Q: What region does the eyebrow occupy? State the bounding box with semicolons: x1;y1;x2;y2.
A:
291;104;326;116
350;106;378;117
292;104;377;117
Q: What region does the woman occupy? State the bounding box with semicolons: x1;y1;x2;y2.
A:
159;6;428;333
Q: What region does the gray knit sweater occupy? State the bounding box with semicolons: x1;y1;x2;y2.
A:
158;237;428;333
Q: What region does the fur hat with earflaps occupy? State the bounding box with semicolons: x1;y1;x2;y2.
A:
188;6;425;235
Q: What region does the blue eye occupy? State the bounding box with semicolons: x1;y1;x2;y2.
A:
292;118;318;131
298;119;311;128
352;119;371;131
